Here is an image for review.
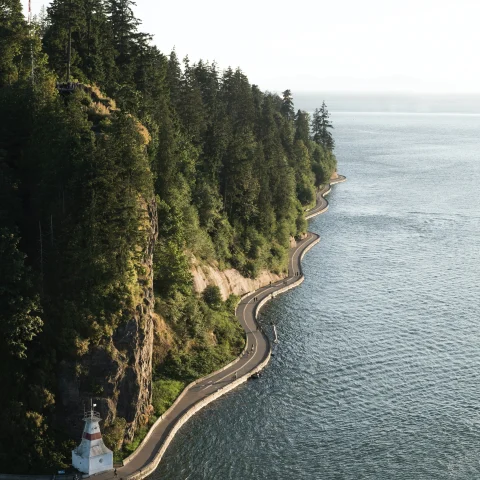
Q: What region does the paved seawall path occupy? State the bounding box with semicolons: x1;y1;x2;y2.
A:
0;176;344;480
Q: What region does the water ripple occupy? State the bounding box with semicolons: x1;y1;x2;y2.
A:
151;112;480;480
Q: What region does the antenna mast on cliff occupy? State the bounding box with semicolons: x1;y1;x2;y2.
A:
28;0;35;84
66;0;72;83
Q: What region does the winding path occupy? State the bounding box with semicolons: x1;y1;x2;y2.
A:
0;176;344;480
103;175;345;480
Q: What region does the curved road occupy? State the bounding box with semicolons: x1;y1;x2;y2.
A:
105;175;345;480
11;176;344;480
95;235;322;480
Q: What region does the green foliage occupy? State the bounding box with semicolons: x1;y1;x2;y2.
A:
0;228;43;359
103;416;145;463
155;292;244;382
202;285;223;309
225;293;240;313
0;400;71;474
103;417;127;453
152;379;185;416
281;89;295;121
312;101;335;151
311;143;337;186
294;109;310;144
122;424;149;456
293;139;315;205
0;0;29;86
0;0;338;471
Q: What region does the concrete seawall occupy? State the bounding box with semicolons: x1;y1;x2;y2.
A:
120;181;342;479
0;176;345;480
124;349;272;480
106;177;345;479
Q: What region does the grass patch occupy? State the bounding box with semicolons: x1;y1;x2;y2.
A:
122;416;158;458
123;425;149;456
152;378;186;416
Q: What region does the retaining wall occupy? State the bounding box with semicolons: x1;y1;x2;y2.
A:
0;178;344;480
124;349;271;480
123;234;321;479
122;295;253;468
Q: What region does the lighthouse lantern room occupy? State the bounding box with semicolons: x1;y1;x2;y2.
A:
72;401;113;476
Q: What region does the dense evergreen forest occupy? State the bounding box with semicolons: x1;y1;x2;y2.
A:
0;0;336;472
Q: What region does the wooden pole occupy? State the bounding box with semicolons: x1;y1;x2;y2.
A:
28;0;34;84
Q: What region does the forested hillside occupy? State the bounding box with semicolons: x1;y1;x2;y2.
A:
0;0;337;472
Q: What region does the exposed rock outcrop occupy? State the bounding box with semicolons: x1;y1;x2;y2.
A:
57;200;158;443
191;257;286;300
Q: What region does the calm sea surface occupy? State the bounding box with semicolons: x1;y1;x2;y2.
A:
151;108;480;479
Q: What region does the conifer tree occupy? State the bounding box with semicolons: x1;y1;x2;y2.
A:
0;0;31;85
294;109;310;145
0;0;339;468
311;101;335;150
280;89;295;121
166;48;182;108
176;56;206;144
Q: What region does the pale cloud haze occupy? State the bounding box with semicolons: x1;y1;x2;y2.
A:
26;0;480;93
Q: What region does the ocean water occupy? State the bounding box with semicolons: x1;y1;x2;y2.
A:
150;106;480;479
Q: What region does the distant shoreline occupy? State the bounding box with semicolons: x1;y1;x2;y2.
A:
293;93;480;115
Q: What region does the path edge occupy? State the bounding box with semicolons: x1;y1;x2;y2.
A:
123;175;345;479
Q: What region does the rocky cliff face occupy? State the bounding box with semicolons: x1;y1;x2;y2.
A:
58;200;158;443
191;256;286;300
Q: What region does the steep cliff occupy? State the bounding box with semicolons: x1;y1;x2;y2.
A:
57;200;158;443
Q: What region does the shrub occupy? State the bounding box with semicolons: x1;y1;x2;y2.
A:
152;379;185;416
103;417;127;453
202;285;223;309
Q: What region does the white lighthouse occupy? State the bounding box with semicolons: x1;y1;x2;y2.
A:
72;401;113;476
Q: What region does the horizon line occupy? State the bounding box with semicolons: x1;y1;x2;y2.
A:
276;90;480;97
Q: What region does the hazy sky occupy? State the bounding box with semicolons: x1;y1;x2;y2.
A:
26;0;480;93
